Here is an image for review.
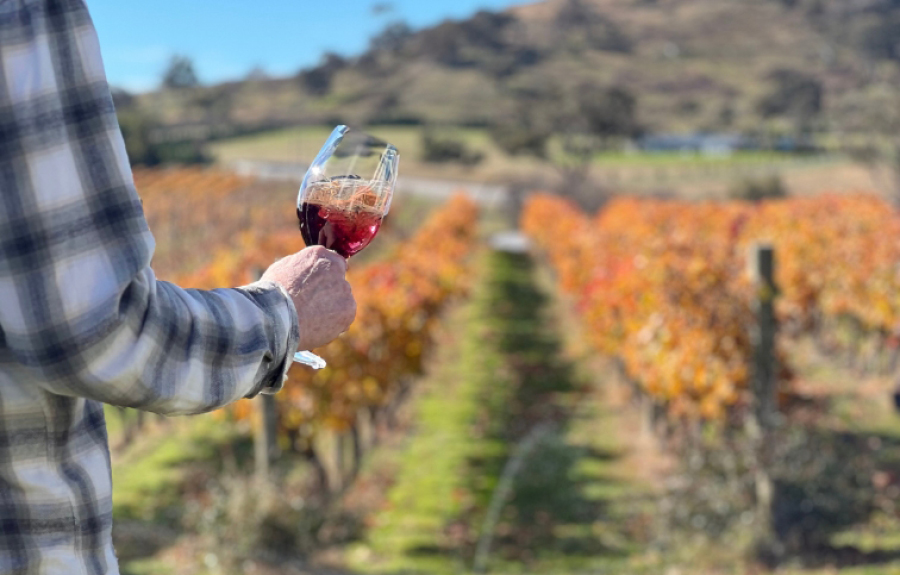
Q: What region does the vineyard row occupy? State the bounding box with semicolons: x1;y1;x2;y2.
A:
522;193;900;419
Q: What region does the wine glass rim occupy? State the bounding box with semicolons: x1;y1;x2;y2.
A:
334;125;398;152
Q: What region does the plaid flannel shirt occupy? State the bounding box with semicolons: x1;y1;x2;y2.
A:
0;1;301;573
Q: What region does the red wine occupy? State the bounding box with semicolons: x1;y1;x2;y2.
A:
298;201;382;258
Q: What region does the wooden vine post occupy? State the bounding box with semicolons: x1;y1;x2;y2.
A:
255;389;280;482
748;243;779;554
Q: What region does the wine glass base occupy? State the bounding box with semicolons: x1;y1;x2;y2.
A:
293;350;327;369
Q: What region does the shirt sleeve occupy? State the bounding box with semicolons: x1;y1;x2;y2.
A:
0;0;300;415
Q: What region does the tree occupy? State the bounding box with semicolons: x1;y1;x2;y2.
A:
578;85;638;144
245;66;269;81
117;107;159;166
298;53;347;96
114;87;210;167
413;10;514;68
369;21;413;54
555;0;632;53
421;129;484;165
489;85;557;159
757;69;822;135
858;16;900;62
840;84;900;207
117;107;209;167
161;55;199;90
112;88;158;166
370;2;393;16
556;84;638;207
110;87;134;109
490;82;639;208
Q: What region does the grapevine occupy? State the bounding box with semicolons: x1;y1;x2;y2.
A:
178;193;480;445
135;168;479;457
522;193;900;418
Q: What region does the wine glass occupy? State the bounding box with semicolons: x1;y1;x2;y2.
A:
293;125;399;369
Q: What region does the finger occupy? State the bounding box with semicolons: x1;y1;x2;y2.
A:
320;249;348;273
302;245;331;258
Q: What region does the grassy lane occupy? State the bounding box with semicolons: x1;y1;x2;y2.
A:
343;253;507;574
346;249;655;574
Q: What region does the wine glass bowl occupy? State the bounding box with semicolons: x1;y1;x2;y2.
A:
293;126;398;368
298;127;398;258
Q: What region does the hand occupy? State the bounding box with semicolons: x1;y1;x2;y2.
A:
261;246;356;351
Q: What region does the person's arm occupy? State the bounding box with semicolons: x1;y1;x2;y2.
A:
0;0;299;415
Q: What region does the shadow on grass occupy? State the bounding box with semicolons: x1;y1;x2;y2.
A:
771;426;900;568
463;250;631;565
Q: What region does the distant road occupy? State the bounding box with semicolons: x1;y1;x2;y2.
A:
229;159;509;208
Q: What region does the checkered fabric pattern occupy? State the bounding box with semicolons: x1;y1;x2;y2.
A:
0;1;300;573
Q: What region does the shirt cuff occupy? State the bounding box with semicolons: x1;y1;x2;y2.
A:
236;280;301;397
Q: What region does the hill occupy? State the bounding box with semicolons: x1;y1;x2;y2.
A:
121;0;900;144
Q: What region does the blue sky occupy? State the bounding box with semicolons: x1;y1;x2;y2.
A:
88;0;526;93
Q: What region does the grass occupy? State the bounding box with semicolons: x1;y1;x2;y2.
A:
106;408;256;573
110;412;241;523
119;558;181;575
345;249;655;574
344;254;507;574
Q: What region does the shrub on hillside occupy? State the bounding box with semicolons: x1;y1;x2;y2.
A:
421;132;484;165
729;175;787;202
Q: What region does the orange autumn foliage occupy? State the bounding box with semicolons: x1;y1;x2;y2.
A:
203;194;480;433
524;195;755;419
134;167;479;440
522;193;900;419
